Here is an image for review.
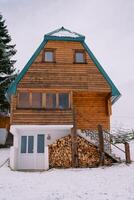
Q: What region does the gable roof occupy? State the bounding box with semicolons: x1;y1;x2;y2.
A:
6;27;121;104
44;26;85;41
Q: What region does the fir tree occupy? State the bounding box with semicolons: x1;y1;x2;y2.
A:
0;14;17;113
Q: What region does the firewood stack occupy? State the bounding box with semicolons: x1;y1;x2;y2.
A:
49;135;113;168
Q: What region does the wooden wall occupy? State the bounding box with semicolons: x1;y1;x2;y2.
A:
11;91;111;130
18;41;111;92
10;95;73;125
11;40;112;129
73;92;111;130
0;116;10;129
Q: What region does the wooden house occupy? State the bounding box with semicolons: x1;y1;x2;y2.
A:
6;27;121;170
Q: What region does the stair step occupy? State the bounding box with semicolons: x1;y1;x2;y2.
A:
78;130;121;163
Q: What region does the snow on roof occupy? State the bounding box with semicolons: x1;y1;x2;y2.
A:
45;27;85;39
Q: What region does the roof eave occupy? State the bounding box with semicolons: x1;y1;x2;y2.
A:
44;35;85;42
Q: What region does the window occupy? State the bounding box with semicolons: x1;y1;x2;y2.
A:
75;51;85;63
18;92;30;108
46;93;56;109
17;92;70;110
21;135;34;153
44;50;54;62
28;136;34;153
32;92;42;108
37;134;45;153
59;93;69;109
21;136;27;153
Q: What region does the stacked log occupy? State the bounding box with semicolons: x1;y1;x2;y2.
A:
49;135;113;168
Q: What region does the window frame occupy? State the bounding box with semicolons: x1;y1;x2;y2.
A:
74;50;86;64
43;49;56;63
20;135;34;154
17;92;30;108
17;91;71;110
58;93;70;109
46;92;57;109
21;136;27;153
31;92;42;109
37;134;45;153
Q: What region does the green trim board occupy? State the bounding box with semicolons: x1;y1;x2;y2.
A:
6;27;121;104
44;27;85;42
44;35;85;42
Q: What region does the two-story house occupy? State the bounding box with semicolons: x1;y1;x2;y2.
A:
6;27;121;170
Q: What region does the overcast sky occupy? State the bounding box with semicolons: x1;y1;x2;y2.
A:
1;0;134;129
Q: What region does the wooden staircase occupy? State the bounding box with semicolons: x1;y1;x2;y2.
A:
77;129;121;163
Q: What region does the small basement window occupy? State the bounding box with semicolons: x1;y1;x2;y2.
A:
21;136;27;153
37;134;45;153
44;50;54;62
75;51;85;63
28;136;34;153
21;135;34;153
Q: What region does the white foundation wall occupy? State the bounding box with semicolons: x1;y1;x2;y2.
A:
10;125;73;170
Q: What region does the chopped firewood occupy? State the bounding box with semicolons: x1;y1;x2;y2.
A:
49;135;113;168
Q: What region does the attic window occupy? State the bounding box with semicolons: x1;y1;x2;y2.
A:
44;49;55;62
74;50;85;63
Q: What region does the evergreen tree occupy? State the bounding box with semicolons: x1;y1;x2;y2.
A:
0;14;17;113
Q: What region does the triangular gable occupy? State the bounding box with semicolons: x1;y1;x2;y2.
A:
6;27;121;104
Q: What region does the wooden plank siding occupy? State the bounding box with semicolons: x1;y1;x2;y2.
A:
11;40;112;130
17;41;111;92
73;92;111;130
10;94;73;125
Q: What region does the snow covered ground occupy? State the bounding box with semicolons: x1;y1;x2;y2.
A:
0;148;134;200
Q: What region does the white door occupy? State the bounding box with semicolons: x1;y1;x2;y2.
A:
18;134;45;170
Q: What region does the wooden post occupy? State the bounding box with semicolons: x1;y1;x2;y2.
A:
98;124;105;166
71;107;78;167
124;142;131;164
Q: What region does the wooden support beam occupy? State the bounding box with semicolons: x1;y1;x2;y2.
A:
71;107;78;167
124;142;131;164
98;124;105;166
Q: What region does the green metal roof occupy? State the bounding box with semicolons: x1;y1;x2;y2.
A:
44;26;85;42
6;27;121;104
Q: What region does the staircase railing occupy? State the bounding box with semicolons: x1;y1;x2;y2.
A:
76;111;131;164
81;129;111;153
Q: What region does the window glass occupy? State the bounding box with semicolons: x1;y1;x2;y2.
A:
75;52;84;63
46;93;56;109
18;92;29;108
32;93;42;108
28;136;34;153
59;93;69;109
37;134;44;153
21;136;27;153
44;51;54;62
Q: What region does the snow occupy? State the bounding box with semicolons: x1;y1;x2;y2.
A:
0;147;134;200
0;72;11;78
50;30;80;38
